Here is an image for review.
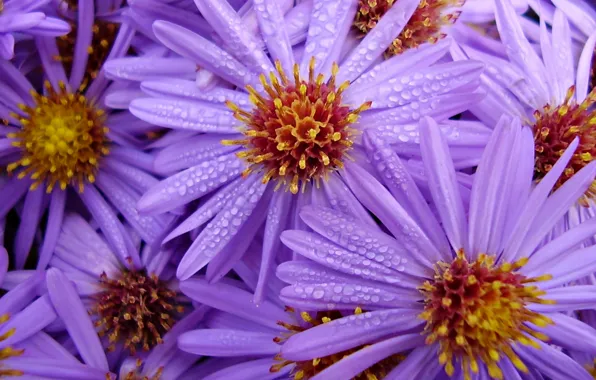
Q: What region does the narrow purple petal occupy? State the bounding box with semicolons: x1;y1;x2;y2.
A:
69;0;94;89
152;20;258;89
179;329;279;356
419;116;467;252
138;154;243;214
179;278;291;329
385;345;437;380
204;358;287;380
253;0;294;73
37;189;65;269
338;0;419;83
281;309;422;361
0;295;56;347
4;357;112;380
514;339;591;380
46;268;109;371
311;334;424;380
15;188;45;269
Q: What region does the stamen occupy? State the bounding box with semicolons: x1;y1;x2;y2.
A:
223;58;370;194
420;250;554;380
533;86;596;204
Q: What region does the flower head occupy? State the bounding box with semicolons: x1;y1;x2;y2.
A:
276;116;596;379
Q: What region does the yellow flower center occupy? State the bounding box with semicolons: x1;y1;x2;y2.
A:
6;81;109;193
419;250;554;380
90;270;183;355
532;86;596;204
271;307;405;380
222;58;371;194
354;0;464;57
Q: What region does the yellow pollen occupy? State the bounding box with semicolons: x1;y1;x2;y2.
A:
420;250;553;380
6;81;108;193
223;58;370;194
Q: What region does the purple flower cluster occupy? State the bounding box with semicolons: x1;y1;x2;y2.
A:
0;0;595;379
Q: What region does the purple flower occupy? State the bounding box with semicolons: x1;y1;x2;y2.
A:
0;0;70;59
126;0;486;302
276;116;596;379
44;213;190;368
0;1;170;270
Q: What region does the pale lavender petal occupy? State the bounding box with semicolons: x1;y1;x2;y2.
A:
338;0;419;83
385;345;437;380
419;116;467;252
551;10;574;101
301;0;358;76
349;38;450;92
179;329;279;356
322;174;375;227
163;178;243;243
514;339;592;380
46;268;109;371
15;188;44;269
103;57;196;82
0;13;44;33
95;172;165;243
341;161;445;265
179;278;291;329
194;0;273;74
530;286;596;313
311;334;424;380
345;61;484;110
140;79;250;109
35;37;68;91
4;358;111;379
78;185;139;268
205;190;271;282
281;309;422;361
253;0;294;73
516;161;596;259
0;272;44;316
551;0;596;37
0;295;56;347
154;134;240;174
537;313;596;353
494;0;549;107
138;154;243;214
577;32;596;102
0;177;30;219
525;217;596;274
37;189;66;269
363;131;449;253
177;176;267;280
152;20;258;89
255;190;292;304
129;98;238;133
532;245;596;289
502;138;579;262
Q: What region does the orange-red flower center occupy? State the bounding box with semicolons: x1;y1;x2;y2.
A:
420;250;554;380
532;86;596;204
223;59;370;194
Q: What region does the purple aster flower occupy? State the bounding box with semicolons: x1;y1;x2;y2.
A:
451;0;596;207
177;276;406;379
0;1;170;270
0;0;70;59
126;0;486;302
275;115;596;379
44;213;190;367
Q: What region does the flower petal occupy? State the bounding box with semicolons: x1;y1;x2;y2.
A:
179;329;279;356
281;309;422;361
46;268;108;371
514;339;592;380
